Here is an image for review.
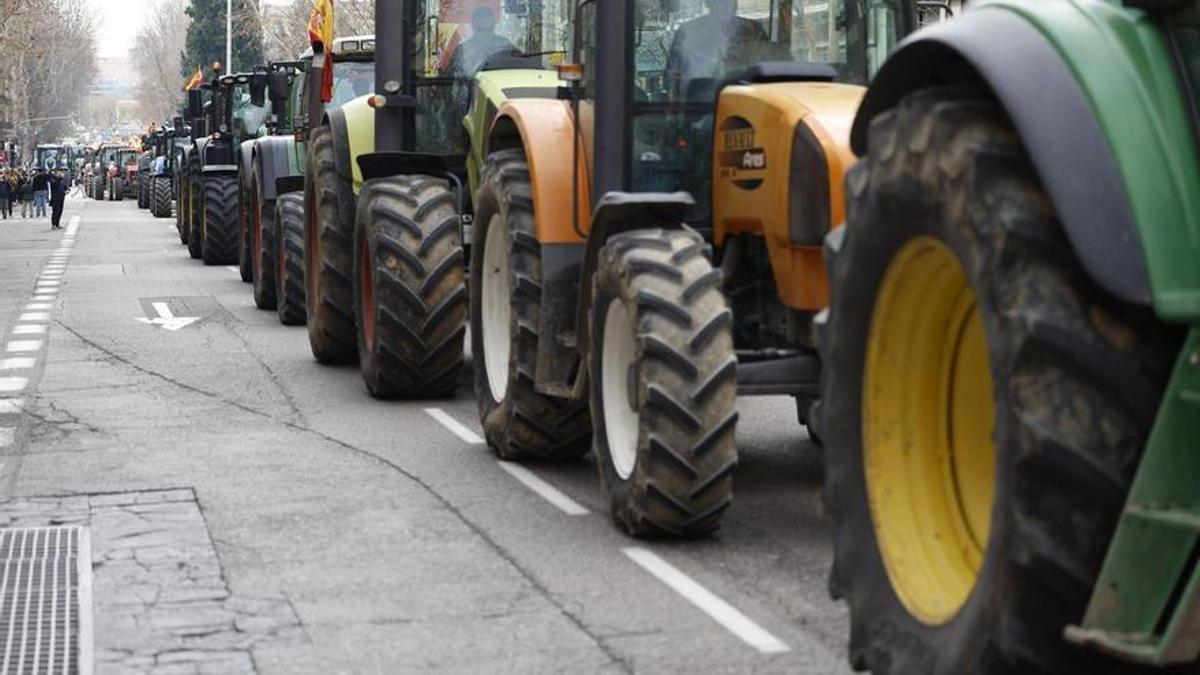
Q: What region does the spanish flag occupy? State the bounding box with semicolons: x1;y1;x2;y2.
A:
308;0;336;103
183;66;203;91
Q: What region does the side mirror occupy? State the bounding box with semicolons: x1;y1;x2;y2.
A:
187;90;203;120
250;71;268;107
267;70;291;102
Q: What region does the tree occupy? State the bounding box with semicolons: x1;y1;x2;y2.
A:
131;0;190;123
262;0;375;62
181;0;265;78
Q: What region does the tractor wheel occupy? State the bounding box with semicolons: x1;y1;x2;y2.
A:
304;125;357;363
110;178;123;201
91;175;104;201
469;149;591;460
151;176;172;218
176;164;189;243
354;176;466;399
590;227;738;537
817;89;1180;674
238;179;253;283
253;183;277;310
138;174;149;209
201;175;239;265
274;191;306;325
186;163;203;259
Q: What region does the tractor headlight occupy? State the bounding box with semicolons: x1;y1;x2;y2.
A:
787;122;831;247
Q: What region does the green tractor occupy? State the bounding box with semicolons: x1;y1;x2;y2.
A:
248;38;375;324
312;0;567;399
180;66;270;264
816;0;1200;671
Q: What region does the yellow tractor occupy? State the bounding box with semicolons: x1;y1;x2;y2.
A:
470;0;917;535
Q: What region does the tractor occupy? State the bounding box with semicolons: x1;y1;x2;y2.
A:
249;38;375;325
33;144;66;174
106;147;139;201
469;0;918;535
147;120;187;219
86;144;126;200
343;0;571;398
180;65;269;264
815;0;1200;671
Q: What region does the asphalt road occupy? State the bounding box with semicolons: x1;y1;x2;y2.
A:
0;197;850;674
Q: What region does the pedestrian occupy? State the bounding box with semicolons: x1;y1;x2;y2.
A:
31;169;49;218
49;170;67;230
0;172;11;220
18;174;33;218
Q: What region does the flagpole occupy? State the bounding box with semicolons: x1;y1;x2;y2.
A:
226;0;233;70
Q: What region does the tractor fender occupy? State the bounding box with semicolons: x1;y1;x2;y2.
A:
851;7;1149;305
323;95;375;197
254;135;298;202
238;140;256;196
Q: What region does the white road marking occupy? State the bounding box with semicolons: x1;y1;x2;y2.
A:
424;408;484;444
6;341;42;353
35;280;59;287
497;462;590;516
225;266;240;274
0;399;23;414
32;296;55;302
134;302;199;331
18;313;49;322
0;378;27;394
622;547;791;654
0;428;12;448
12;325;47;335
24;304;51;311
0;359;35;370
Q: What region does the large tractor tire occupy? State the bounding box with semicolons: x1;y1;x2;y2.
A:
353;176;466;399
304;125;357;363
200;174;239;265
176;162;189;243
109;177;124;201
275;192;307;325
252;176;277;310
590;227;738;537
186;162;203;259
817;88;1180;674
469;149;591;460
238;178;253;283
137;173;149;209
150;176;172;218
91;175;104;201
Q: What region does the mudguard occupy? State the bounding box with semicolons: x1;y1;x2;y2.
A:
255;135;299;202
852;4;1200;317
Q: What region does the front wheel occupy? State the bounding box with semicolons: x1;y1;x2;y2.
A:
275;191;307;326
151;176;172;218
354;176;466;399
186;163;202;259
201;175;238;265
238;177;253;283
589;227;737;538
304;125;357;363
818;88;1179;674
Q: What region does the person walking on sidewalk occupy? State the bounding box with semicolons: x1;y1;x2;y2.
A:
0;172;11;220
49;170;67;230
31;169;49;219
18;174;33;218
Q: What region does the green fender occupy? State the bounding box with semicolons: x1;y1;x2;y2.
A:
464;69;563;195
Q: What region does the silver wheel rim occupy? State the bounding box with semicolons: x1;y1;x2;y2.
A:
602;299;639;480
481;215;512;402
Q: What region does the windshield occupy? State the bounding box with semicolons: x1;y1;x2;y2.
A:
101;148;119;165
331;60;376;108
36;147;65;171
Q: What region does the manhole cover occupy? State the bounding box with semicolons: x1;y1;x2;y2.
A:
0;527;91;674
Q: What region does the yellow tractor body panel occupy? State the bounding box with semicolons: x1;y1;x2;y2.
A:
340;95;376;196
712;81;863;310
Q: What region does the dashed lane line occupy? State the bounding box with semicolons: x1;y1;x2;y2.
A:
622;547;791;654
12;325;48;335
497;462;590;516
424;407;484;445
0;378;27;394
6;341;42;353
0;359;34;371
0;400;23;415
19;313;50;322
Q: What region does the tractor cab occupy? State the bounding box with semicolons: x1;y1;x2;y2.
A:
34;144;66;173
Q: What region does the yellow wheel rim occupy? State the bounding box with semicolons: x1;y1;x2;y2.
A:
864;236;996;625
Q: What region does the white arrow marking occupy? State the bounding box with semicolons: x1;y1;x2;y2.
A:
135;302;199;331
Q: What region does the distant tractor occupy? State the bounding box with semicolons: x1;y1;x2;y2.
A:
146;121;187;219
33;144;66;173
106;147;138;201
816;0;1200;671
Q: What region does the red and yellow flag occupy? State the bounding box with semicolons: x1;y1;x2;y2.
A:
183;66;203;91
308;0;336;103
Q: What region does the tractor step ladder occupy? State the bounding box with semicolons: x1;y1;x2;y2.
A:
1065;328;1200;665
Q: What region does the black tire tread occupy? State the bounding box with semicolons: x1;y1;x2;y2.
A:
275;191;306;325
201;174;239;265
305;126;357;363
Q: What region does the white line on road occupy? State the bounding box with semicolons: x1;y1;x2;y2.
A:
424;408;484;445
35;280;59;287
0;428;12;448
32;296;55;302
0;359;35;370
6;341;42;353
497;462;590;516
12;325;47;335
19;313;49;322
0;399;23;414
0;378;27;394
622;547;791;654
225;266;240;274
24;304;51;311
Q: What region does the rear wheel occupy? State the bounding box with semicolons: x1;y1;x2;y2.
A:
275;191;306;325
818;89;1179;674
238;177;253;282
176;162;189;242
253;176;277;310
469;149;590;460
186;163;203;259
354;176;466;398
109;177;123;201
138;173;149;209
151;176;172;218
91;175;104;201
304;125;357;363
201;175;238;265
590;228;738;537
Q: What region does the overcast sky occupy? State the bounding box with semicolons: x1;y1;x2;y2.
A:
90;0;293;58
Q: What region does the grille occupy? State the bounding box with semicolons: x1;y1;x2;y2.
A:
0;528;92;675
